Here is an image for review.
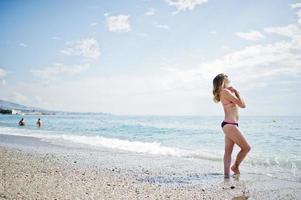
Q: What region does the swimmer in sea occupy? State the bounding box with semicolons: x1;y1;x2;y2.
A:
19;118;25;126
36;118;41;127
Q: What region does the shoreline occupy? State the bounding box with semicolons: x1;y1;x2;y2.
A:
0;133;300;199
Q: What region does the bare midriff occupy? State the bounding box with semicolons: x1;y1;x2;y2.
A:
222;103;239;123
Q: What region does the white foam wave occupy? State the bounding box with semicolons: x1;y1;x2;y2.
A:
0;127;221;161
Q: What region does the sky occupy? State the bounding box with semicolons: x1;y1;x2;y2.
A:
0;0;301;116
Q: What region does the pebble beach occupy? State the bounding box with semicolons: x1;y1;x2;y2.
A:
0;146;251;200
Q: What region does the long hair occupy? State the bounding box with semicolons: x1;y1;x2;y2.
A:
212;73;228;103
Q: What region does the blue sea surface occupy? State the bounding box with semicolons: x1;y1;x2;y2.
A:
0;114;300;181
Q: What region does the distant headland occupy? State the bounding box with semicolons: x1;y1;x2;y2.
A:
0;99;111;116
0;99;55;115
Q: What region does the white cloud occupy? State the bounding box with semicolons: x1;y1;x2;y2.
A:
197;40;301;84
264;24;300;37
209;30;217;35
261;8;301;48
153;21;169;29
0;68;6;78
236;30;265;41
145;8;155;16
298;10;301;25
60;38;100;60
31;63;90;82
165;0;208;14
104;12;110;17
106;15;131;32
193;32;301;94
145;13;301;94
19;43;27;47
292;4;301;25
291;3;301;9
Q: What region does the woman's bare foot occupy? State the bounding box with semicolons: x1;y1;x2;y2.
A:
231;164;240;175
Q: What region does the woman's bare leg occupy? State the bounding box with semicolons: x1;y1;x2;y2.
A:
224;136;234;178
222;125;251;175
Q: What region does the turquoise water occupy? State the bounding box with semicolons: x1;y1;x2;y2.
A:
0;114;300;180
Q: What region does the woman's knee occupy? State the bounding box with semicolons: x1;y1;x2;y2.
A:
242;145;251;153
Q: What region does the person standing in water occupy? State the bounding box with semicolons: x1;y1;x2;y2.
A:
36;118;42;127
19;118;25;126
212;73;251;178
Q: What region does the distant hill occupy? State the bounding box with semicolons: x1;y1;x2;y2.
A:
0;100;31;110
0;99;111;115
0;99;51;114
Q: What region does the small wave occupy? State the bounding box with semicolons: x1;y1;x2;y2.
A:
0;126;221;161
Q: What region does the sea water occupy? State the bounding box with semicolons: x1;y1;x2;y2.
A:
0;114;300;182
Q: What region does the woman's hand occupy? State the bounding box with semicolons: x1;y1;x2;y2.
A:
227;86;237;93
228;87;240;97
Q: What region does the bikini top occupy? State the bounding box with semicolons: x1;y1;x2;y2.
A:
221;89;235;107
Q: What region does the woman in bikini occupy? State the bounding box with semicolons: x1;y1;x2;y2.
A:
212;73;251;178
